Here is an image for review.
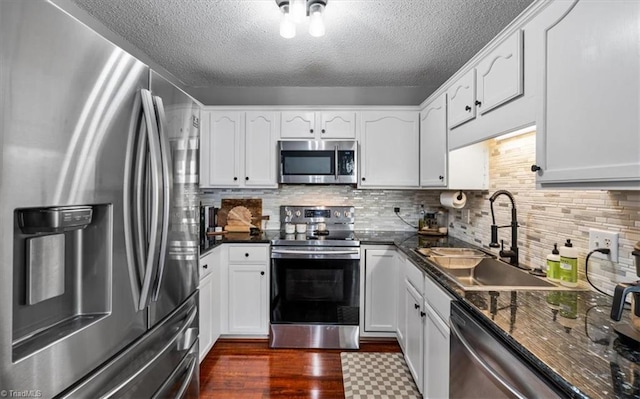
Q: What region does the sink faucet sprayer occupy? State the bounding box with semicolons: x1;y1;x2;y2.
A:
489;190;519;267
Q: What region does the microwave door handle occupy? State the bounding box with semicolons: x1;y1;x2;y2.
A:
334;145;339;181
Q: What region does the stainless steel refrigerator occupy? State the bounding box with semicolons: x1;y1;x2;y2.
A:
1;1;200;397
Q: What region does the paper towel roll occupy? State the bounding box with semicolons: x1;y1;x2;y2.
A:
440;191;467;209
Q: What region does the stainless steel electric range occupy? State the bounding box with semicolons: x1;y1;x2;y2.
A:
269;206;360;349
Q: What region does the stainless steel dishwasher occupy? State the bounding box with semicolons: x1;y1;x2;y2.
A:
449;301;564;398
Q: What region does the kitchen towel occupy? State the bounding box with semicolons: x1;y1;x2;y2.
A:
440;191;467;209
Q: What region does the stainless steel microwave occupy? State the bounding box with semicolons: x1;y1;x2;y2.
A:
278;140;357;184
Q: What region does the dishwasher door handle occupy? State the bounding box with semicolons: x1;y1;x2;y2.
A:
449;321;527;399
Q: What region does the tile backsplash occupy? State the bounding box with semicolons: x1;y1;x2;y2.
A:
200;131;639;295
200;186;442;231
447;132;639;296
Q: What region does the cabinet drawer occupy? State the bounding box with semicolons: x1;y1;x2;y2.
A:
228;245;269;263
424;274;452;323
405;260;424;294
199;251;215;280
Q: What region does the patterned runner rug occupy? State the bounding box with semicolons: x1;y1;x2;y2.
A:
340;352;421;398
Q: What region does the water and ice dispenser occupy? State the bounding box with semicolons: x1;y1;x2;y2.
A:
13;204;111;360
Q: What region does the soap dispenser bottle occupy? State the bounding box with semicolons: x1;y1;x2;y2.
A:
559;239;578;287
546;243;561;282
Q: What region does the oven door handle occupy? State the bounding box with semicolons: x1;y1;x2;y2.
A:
271;248;360;256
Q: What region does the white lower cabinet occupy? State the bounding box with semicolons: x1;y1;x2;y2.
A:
404;280;424;394
228;264;268;334
363;247;398;333
199;246;221;363
396;254;407;351
424;302;450;399
225;244;269;335
423;273;453;399
198;273;213;363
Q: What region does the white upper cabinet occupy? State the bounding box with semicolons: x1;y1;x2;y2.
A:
420;94;448;187
359;111;419;188
476;30;524;115
244;111;278;187
201;110;242;187
448;30;523;131
533;0;640;189
420;94;488;190
447;69;476;129
200;109;278;189
280;110;356;139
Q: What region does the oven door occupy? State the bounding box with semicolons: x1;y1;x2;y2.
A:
269;247;360;348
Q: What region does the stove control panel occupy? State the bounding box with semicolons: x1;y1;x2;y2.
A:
280;206;355;226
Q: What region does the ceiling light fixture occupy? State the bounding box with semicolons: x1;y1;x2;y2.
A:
276;0;327;39
278;2;296;39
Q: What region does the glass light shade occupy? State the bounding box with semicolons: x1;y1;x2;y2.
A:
290;0;306;23
308;6;325;37
280;10;296;38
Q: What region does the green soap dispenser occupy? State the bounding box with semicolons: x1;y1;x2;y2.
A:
559;239;578;287
546;243;561;282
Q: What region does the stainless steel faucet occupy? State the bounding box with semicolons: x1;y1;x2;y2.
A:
489;190;519;267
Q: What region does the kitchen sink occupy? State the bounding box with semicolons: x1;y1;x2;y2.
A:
415;248;583;291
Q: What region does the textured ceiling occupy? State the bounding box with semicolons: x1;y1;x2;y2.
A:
70;0;534;104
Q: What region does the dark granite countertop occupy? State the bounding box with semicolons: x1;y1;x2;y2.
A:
389;232;639;399
199;229;639;397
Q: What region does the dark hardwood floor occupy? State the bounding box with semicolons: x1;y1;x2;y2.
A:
200;339;401;398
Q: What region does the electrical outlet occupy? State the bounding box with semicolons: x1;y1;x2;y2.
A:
588;228;619;262
394;207;400;213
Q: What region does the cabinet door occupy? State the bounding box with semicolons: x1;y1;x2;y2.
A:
447;69;476;129
360;112;419;187
420;94;447;187
476;30;524;115
280;111;316;139
404;281;424;394
424;302;449;399
205;111;242;187
396;256;407;350
536;1;640;187
198;273;213;363
364;249;397;332
319;111;356;139
245;111;277;187
228;264;267;334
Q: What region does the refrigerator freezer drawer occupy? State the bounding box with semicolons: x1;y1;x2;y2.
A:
59;292;199;398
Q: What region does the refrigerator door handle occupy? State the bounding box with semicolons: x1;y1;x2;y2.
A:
151;95;172;302
152;352;197;399
123;94;143;308
138;89;164;311
100;303;197;398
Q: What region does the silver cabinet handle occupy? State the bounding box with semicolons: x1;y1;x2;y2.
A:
449;321;527;399
151;95;172;302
